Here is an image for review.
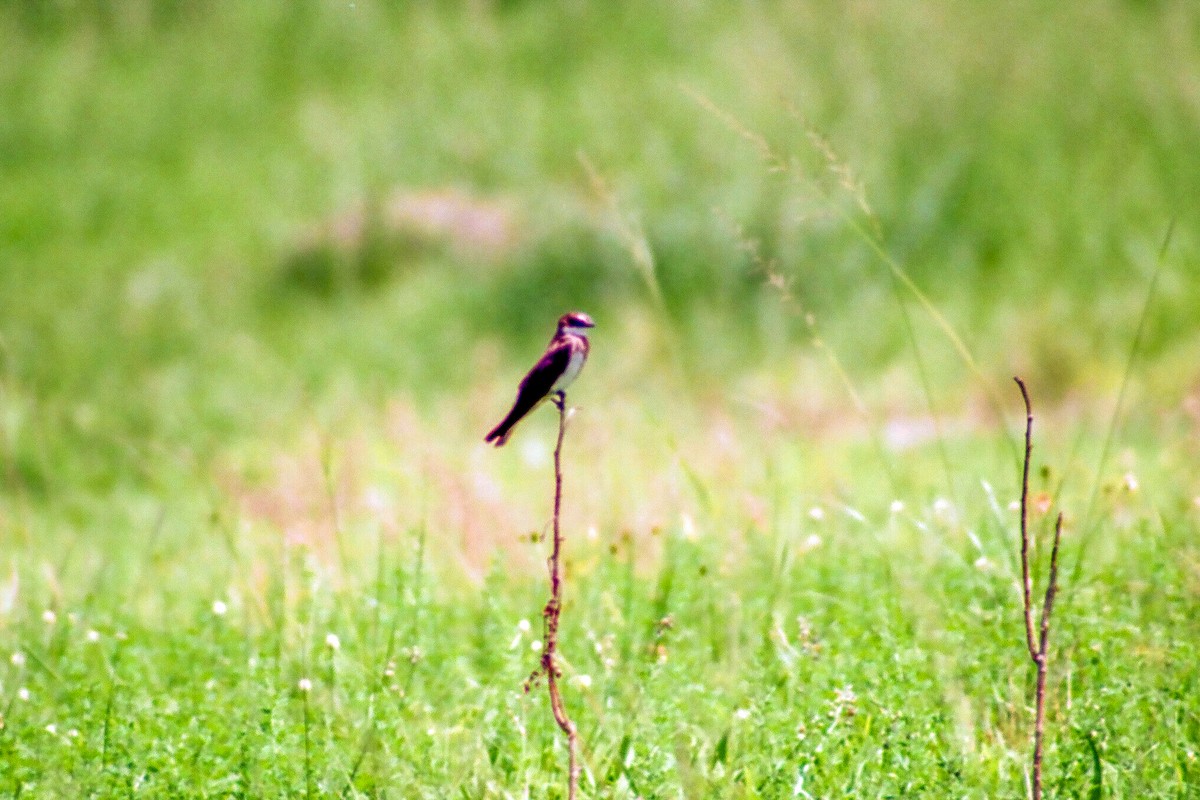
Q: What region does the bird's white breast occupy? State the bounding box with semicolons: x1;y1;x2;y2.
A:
553;347;586;392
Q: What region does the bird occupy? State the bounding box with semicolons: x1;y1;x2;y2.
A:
485;311;594;446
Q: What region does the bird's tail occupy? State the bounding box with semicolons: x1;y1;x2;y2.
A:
484;415;517;446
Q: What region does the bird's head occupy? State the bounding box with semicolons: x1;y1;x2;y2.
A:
557;311;595;337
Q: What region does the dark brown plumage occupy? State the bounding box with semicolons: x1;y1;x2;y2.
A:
485;312;593;446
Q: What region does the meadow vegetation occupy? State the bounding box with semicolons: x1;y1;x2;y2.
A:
1;1;1198;796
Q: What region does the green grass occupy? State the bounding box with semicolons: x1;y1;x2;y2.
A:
3;420;1198;796
2;1;1200;796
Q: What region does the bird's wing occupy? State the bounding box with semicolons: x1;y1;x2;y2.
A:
485;337;579;445
516;338;574;400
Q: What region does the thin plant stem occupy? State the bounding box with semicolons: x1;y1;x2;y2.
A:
1071;218;1176;585
1033;513;1063;800
722;218;904;501
527;392;581;800
302;688;313;800
1016;377;1038;658
1014;377;1063;800
100;684;115;776
688;87;1019;461
342;525;393;792
578;152;668;320
577;153;684;391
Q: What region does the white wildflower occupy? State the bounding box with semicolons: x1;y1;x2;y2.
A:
42;610;57;625
510;619;531;650
297;678;313;692
681;513;697;539
211;600;228;616
363;486;389;514
325;633;341;651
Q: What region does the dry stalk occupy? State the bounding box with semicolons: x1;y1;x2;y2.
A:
1014;377;1063;800
525;392;581;799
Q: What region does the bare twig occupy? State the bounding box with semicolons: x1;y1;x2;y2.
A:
1032;513;1063;797
302;686;313;800
1016;378;1038;658
525;392;581;799
1013;377;1064;800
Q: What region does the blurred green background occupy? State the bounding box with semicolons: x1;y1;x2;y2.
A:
2;0;1197;500
3;3;1200;795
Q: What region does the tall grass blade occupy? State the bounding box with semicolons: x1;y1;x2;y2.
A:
1070;218;1176;584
